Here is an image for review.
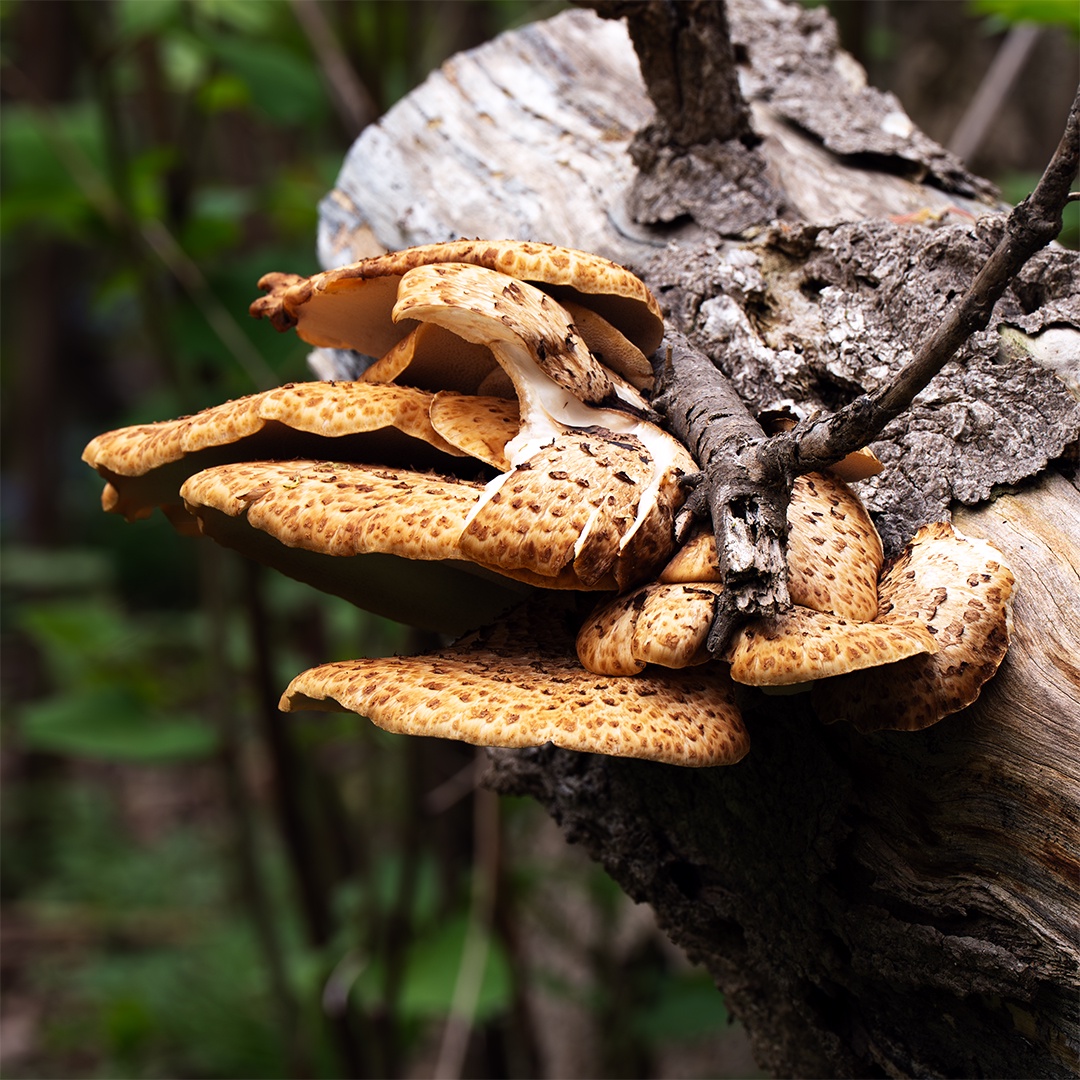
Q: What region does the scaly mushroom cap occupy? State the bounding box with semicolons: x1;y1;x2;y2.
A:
428;392;519;471
392;262;617;407
660;472;883;622
179;458;592;592
175;458;529;634
812;522;1016;731
250;239;665;359
576;582;722;676
785;472;883;622
459;430;684;590
82;382;466;526
391;262;696;586
725;607;938;686
280;601;749;767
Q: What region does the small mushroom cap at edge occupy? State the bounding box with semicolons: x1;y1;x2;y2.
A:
812;522;1016;731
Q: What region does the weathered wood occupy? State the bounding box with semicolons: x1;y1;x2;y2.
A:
487;475;1080;1080
309;4;1080;1075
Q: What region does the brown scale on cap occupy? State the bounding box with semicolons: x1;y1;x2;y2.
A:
280;600;749;768
250;239;665;360
812;522;1016;731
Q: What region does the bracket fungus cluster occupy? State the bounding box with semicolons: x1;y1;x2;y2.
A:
84;240;1016;766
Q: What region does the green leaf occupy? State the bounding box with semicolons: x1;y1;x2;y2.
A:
0;103;107;239
971;0;1080;34
19;685;217;762
194;0;280;35
161;29;211;92
352;915;512;1021
203;33;326;125
115;0;183;40
197;71;253;114
636;971;730;1042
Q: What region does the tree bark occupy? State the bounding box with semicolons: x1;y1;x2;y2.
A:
310;4;1080;1075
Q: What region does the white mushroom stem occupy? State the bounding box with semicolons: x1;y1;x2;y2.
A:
392;263;693;551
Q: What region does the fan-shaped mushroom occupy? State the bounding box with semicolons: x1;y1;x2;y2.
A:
82;381;469;530
280;600;749;768
811;523;1016;730
390;262;697;587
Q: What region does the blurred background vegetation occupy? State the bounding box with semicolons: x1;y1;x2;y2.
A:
1;2;1076;1077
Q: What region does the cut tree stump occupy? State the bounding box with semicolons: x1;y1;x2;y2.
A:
309;4;1080;1076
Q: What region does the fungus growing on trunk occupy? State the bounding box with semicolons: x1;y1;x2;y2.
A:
83;239;1016;761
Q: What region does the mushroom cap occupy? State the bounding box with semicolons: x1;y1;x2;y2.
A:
428;392;519;471
82;381;467;524
250;239;665;359
725;607;938;686
280;600;749;767
576;582;722;676
459;429;687;590
175;457;529;633
391;262;616;407
179;457;612;593
812;522;1016;731
660;472;883;622
785;471;883;622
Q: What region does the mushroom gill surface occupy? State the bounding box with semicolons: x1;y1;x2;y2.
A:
250;238;665;361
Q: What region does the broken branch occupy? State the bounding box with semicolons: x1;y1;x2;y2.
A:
657;84;1079;653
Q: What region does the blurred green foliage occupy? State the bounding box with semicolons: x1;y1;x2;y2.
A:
1;1;746;1077
972;0;1080;36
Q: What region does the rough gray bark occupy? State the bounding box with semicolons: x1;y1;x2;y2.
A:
308;4;1080;1076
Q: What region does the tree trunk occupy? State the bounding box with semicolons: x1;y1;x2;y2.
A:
312;5;1080;1075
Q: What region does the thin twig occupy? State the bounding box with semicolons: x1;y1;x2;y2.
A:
289;0;379;135
434;775;501;1080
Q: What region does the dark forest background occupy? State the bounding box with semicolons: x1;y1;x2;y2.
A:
1;2;1076;1077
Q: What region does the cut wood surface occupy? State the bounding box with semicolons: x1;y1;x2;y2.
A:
307;4;1080;1075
